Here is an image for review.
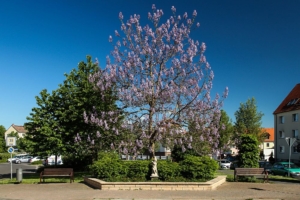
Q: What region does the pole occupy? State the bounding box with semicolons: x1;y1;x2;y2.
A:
288;142;291;177
10;153;12;179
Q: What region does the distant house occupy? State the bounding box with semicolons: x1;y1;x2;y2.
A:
260;128;274;161
273;83;300;163
4;124;27;139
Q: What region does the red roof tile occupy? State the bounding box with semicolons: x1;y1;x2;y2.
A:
273;83;300;114
262;128;274;142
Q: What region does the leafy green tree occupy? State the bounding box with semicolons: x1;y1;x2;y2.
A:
54;56;121;161
25;89;64;158
218;110;234;155
0;125;6;152
234;97;264;143
25;56;120;163
237;134;259;168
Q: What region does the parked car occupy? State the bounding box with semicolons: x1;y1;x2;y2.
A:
271;162;300;178
14;156;33;164
258;161;273;174
7;154;28;163
29;156;41;163
219;160;231;169
42;155;63;166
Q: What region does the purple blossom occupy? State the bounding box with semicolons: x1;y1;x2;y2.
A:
84;4;228;160
119;12;123;20
193;10;197;17
171;6;176;13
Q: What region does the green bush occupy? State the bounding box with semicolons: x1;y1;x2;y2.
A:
88;153;219;182
179;155;218;181
0;153;13;163
157;160;180;181
89;151;124;181
123;160;151;181
237;134;259;168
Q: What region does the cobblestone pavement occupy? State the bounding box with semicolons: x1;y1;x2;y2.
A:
0;182;299;200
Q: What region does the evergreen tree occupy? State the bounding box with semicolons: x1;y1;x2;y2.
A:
237;134;259;168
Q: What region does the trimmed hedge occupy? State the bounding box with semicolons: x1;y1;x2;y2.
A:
157;160;180;181
180;155;218;180
89;153;218;182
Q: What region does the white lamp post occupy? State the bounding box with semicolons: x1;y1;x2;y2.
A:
285;137;297;177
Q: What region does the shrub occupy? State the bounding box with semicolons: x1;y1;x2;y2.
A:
237;134;259;168
179;155;218;181
89;151;124;181
157;160;180;181
0;153;12;163
88;153;219;182
123;160;151;181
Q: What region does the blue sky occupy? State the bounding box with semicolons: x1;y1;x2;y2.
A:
1;0;299;130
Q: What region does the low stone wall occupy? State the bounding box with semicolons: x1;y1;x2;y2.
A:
84;176;226;191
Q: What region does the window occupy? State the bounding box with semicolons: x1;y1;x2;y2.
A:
279;146;285;153
266;143;270;147
279;116;285;124
293;113;299;122
292;129;299;139
293;145;298;153
279;131;285;138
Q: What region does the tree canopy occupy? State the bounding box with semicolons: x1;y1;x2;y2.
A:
85;5;228;158
218;110;234;153
234;97;264;143
0;125;6;152
25;56;119;160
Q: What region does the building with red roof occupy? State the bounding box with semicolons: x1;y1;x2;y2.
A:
273;84;300;163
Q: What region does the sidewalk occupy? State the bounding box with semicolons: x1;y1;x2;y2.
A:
0;181;299;200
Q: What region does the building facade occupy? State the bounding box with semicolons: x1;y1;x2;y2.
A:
4;124;27;139
273;84;300;164
261;128;274;161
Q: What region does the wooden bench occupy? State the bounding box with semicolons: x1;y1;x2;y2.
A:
234;168;268;182
40;168;74;183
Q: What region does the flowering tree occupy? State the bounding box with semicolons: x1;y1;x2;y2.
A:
85;5;228;159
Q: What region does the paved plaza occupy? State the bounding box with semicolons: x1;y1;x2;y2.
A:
0;181;299;200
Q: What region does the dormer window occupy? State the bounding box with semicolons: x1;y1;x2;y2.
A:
287;98;300;106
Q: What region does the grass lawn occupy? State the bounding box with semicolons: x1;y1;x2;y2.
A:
216;169;300;183
0;172;91;184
